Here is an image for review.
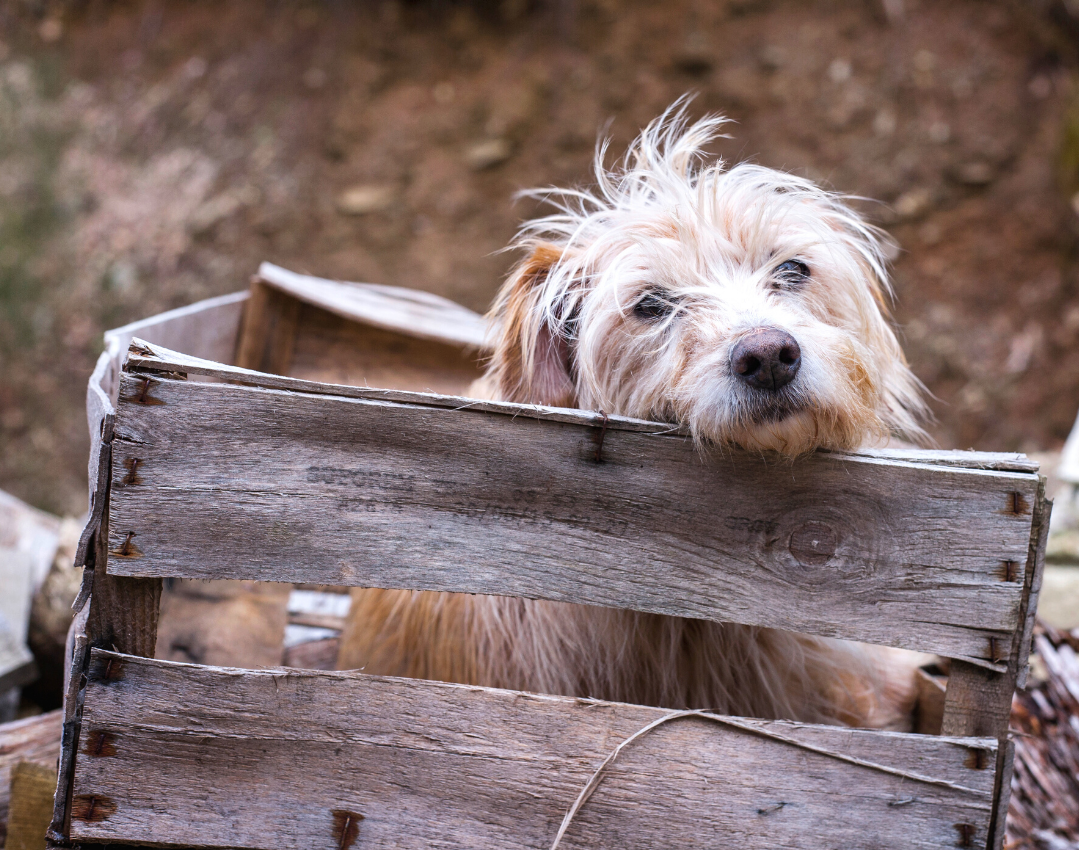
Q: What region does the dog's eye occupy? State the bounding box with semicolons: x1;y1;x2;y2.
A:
774;259;810;287
632;292;675;321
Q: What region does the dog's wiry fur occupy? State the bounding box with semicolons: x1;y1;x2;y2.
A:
338;104;930;728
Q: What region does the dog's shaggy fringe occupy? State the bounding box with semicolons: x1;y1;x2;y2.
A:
339;103;930;729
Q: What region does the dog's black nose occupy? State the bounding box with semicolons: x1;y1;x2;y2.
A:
730;328;801;391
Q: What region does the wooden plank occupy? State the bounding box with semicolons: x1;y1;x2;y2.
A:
941;479;1050;737
47;350;115;846
106;370;1036;664
6;761;56;850
940;480;1049;850
71;649;998;850
0;710;63;842
48;358;161;846
8;760;55;850
102;290;248;384
124;338;665;434
234;280;300;375
825;448;1039;473
289;301;483;396
257;261;488;349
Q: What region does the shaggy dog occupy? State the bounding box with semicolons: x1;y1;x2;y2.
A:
337;104;930;729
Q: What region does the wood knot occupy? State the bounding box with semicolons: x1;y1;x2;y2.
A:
71;794;117;822
332;809;364;850
788;521;838;567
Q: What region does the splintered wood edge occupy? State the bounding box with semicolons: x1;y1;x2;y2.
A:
123;337;680;436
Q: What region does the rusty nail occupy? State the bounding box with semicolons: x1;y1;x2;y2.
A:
988;637;1001;663
85;730;117;758
72;794;117;822
332;809;364;850
592;411;609;463
965;748;989;770
123;458;141;485
955;823;975;847
118;531;136;556
756;801;786;816
1008;491;1029;515
1002;560;1018;582
137;377;151;403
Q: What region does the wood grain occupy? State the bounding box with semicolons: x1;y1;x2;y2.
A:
234;280;301;375
6;761;57;850
0;710;62;842
106;367;1038;664
289;301;484;396
941;480;1049;735
256;261;488;349
71;649;998;850
103;290;248;386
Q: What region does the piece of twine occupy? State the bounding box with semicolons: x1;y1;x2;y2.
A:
549;709;987;850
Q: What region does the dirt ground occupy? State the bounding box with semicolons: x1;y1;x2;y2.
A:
3;0;1079;515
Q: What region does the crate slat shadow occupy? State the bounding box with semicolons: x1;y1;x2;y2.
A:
47;263;1049;850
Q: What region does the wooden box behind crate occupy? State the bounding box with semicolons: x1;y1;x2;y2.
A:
50;266;1048;850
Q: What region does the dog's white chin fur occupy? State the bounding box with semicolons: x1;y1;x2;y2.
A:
337;103;930;729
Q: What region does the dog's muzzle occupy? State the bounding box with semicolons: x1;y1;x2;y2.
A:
730;327;801;392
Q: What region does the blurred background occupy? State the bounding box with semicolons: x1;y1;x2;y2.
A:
3;2;1079;844
2;0;1079;516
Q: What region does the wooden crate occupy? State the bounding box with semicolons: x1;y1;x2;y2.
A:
48;264;1048;850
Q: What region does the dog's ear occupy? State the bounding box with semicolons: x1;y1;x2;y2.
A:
486;242;578;407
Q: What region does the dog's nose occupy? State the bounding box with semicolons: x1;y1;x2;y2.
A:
730;328;801;391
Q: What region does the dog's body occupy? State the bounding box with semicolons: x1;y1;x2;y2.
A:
337;106;929;729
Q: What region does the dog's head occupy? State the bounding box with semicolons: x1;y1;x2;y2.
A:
485;105;928;454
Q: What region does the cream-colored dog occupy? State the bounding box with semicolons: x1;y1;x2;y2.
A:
338;104;930;729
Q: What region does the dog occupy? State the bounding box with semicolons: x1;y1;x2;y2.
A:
337;103;931;729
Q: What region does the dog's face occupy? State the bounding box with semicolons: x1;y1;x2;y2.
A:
485;109;927;454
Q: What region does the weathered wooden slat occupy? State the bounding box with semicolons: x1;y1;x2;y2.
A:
941;480;1050;736
824;448;1039;473
106;368;1037;664
103;290;248;388
289;301;484;396
0;709;62;841
256;261;488;349
124;339;665;434
71;649;997;850
940;480;1049;850
121;339;1048;469
234;280;301;375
